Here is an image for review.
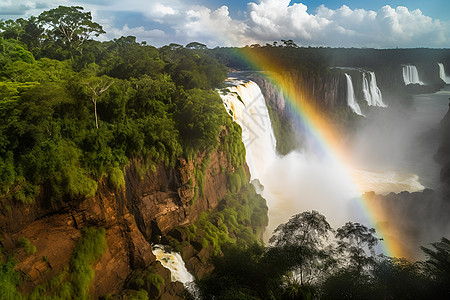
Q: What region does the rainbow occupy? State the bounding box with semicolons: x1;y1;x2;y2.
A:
234;47;410;259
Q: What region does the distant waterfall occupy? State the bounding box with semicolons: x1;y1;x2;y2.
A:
220;80;277;181
345;74;364;116
438;63;450;84
362;71;387;107
402;65;424;85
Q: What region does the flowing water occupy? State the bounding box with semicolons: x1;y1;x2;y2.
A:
364;71;387;107
403;65;424;85
438;63;450;84
152;245;198;297
220;77;449;241
345;73;364;116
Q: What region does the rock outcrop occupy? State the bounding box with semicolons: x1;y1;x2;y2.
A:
0;146;234;298
435;101;450;184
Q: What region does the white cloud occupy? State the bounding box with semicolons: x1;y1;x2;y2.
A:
240;1;448;47
0;0;448;48
99;23;168;45
176;5;252;47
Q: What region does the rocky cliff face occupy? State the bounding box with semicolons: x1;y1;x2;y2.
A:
436;101;450;184
0;146;234;298
251;71;346;112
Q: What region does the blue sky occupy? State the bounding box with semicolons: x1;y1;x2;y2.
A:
1;0;449;48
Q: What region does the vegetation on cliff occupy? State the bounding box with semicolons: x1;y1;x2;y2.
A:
0;6;268;299
0;6;228;209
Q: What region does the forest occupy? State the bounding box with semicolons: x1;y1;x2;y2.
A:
0;6;449;300
0;6;229;207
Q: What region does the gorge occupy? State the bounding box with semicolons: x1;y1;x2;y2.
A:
1;14;450;297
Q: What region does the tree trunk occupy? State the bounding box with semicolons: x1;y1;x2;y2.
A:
93;98;98;129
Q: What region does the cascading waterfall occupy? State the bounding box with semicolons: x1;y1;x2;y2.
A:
402;65;424;85
438;63;450;84
220;78;424;241
362;73;371;105
152;245;198;297
221;80;277;181
345;74;364;116
368;72;387;107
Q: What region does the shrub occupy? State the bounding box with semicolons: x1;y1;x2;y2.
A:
70;227;107;299
108;166;125;190
0;255;21;300
17;237;36;255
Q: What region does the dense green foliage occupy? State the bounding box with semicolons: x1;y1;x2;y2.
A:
169;179;268;256
0;7;228;208
125;266;165;298
0;253;22;300
198;211;450;300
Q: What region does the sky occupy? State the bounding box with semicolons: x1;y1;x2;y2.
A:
1;0;450;48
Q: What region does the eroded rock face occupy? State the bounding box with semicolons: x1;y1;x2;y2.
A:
436;102;450;184
0;146;233;298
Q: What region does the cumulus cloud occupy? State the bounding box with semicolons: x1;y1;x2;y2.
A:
241;1;448;47
176;5;253;47
105;25;166;40
173;0;447;48
0;0;448;48
0;0;54;17
136;0;449;48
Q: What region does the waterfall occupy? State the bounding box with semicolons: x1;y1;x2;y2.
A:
220;80;277;181
362;73;372;105
402;65;424;85
219;77;424;243
362;72;387;107
345;74;364;116
152;245;198;297
438;63;450;84
368;72;387;107
220;79;357;238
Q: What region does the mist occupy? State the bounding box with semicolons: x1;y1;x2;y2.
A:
348;87;450;257
222;76;450;257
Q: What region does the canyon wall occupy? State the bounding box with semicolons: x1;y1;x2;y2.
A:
0;144;236;298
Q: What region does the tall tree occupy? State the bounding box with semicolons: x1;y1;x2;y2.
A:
335;222;379;273
38;6;105;55
82;76;114;128
269;211;334;287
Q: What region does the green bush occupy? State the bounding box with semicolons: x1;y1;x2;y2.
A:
17;237;36;255
108;166;125;190
146;273;164;297
70;227;107;299
0;255;21;300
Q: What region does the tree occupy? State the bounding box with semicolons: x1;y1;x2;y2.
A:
269;211;334;288
186;42;207;50
38;6;105;55
421;237;450;286
82;76;114;128
335;222;379;273
0;19;26;40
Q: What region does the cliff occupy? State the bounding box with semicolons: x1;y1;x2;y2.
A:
0;143;238;298
435;101;450;184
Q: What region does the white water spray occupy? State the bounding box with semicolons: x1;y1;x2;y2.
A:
402;65;424;85
152;245;198;296
345;74;365;116
438;63;450;84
